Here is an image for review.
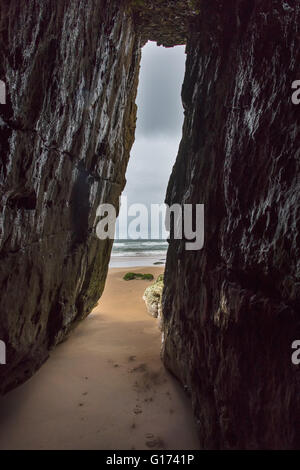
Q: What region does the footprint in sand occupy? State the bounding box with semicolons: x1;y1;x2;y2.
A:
144;397;153;403
130;363;147;373
133;405;143;415
145;437;165;449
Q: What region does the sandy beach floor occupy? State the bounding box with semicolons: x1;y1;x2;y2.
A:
109;255;166;268
0;267;199;450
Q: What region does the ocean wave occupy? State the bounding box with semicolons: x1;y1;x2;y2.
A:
111;250;167;258
140;241;168;246
112;239;168;255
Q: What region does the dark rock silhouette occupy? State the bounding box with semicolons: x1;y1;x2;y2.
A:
0;0;140;392
163;0;300;449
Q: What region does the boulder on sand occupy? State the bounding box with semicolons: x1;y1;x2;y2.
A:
143;274;164;325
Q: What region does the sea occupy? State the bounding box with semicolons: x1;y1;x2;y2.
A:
110;239;168;268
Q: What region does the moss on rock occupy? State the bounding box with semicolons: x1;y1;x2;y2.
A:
143;274;164;322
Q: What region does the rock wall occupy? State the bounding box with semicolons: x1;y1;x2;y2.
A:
0;0;197;395
0;0;141;393
131;0;199;46
163;0;300;449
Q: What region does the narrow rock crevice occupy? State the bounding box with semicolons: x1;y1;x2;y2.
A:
0;0;299;450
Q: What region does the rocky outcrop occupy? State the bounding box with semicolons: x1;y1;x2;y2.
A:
0;0;141;393
130;0;199;46
143;274;164;323
162;0;300;449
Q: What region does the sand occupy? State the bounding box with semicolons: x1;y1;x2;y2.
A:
109;256;166;268
0;267;199;450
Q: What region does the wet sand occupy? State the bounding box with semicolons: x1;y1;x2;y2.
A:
0;267;199;450
109;256;166;268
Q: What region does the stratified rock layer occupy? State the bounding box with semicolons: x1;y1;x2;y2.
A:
163;0;300;449
0;0;141;393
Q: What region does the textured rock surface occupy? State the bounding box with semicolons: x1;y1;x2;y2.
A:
143;274;164;322
163;0;300;449
130;0;199;46
0;0;141;393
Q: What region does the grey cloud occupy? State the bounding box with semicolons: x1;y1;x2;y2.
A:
117;42;185;237
136;41;186;138
123;136;180;206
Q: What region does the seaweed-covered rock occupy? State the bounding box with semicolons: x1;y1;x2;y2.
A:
143;274;164;322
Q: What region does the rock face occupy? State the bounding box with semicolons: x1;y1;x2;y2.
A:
0;0;299;450
131;0;199;46
163;0;300;449
0;0;141;393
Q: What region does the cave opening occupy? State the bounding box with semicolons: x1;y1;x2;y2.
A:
0;0;299;450
0;43;200;451
111;41;186;267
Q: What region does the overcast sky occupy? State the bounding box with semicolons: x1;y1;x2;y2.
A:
116;41;186;239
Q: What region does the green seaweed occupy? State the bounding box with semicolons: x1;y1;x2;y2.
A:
123;272;154;281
